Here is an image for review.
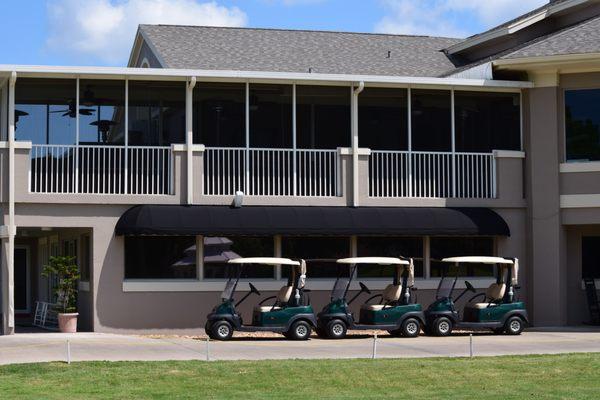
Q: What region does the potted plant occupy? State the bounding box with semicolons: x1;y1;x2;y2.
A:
42;255;80;333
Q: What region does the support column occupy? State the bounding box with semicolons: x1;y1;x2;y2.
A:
186;77;196;205
526;72;567;326
2;71;16;335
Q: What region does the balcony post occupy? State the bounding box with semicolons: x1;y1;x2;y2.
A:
124;79;128;194
2;71;17;335
245;81;250;195
75;77;80;193
451;88;456;198
292;84;297;196
407;86;413;197
351;82;364;207
186;77;196;204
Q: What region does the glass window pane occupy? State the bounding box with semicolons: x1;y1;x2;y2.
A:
565;89;600;162
79;80;125;145
193;82;245;147
455;91;520;152
297;85;350;149
411;89;451;151
250;84;292;148
282;236;350;278
357;237;423;277
430;237;495;277
128;81;185;146
125;236;197;279
359;88;408;150
203;236;274;279
582;236;600;279
15;78;77;145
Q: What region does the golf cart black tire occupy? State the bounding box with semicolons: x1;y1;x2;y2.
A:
432;316;453;336
209;320;234;341
504;316;524;335
315;326;328;339
400;317;421;338
287;320;312;340
204;320;212;336
326;319;347;339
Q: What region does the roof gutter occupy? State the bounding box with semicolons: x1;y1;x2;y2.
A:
0;65;532;89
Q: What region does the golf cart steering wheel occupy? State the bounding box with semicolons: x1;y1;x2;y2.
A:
359;282;372;294
464;281;476;293
249;282;261;296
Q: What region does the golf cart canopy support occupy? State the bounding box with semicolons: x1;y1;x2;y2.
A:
115;205;510;236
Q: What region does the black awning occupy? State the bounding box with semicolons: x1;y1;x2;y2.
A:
115;205;509;237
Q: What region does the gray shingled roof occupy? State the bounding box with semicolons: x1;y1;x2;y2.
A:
139;25;461;77
501;13;600;59
458;0;572;42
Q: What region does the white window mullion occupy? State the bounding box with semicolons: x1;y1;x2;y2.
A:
424;236;431;279
197;235;204;280
275;235;282;281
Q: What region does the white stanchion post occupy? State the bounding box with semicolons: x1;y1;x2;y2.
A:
66;340;71;365
206;337;210;362
372;333;378;359
469;334;473;358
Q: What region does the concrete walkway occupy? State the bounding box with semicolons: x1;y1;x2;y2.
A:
2;328;600;365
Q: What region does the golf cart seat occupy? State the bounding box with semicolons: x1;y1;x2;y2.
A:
466;283;506;309
254;286;293;313
360;284;402;311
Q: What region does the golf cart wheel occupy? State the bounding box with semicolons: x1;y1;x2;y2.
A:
210;320;234;341
326;319;347;339
287;320;312;340
432;316;453;337
504;316;524;335
401;318;421;338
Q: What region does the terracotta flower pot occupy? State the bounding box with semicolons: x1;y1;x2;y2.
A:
58;313;79;333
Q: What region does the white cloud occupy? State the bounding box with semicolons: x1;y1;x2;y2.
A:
46;0;248;65
375;0;547;38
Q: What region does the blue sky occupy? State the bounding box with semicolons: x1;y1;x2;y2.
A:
0;0;548;67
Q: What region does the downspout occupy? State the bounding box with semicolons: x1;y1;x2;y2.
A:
186;76;197;205
351;81;364;207
6;71;16;334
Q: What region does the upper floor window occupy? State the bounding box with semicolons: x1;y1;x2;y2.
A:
15;78;77;145
565;89;600;162
296;85;350;149
249;84;292;148
358;88;408;150
128;81;185;146
193;82;245;147
411;89;451;152
79;79;125;145
455;91;520;152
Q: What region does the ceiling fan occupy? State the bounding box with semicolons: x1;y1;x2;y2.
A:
49;99;95;118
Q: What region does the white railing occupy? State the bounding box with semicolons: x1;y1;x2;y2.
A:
369;151;495;199
204;147;339;197
30;144;173;195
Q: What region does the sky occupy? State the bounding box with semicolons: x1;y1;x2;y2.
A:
0;0;548;67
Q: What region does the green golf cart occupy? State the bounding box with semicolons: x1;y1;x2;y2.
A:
317;257;425;339
205;257;316;341
424;256;528;336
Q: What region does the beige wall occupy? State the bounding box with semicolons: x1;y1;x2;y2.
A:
8;202;529;334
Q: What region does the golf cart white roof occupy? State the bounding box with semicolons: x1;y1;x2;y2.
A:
228;257;300;266
337;257;409;265
442;256;514;264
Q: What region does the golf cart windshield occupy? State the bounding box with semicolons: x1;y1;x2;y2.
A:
436;276;455;299
331;278;350;301
221;279;236;301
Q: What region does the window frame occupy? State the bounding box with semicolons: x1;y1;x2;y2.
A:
563;87;600;163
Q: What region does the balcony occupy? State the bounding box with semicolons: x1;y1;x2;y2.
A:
29;144;173;195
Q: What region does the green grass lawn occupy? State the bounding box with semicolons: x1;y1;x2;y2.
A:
1;353;599;399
